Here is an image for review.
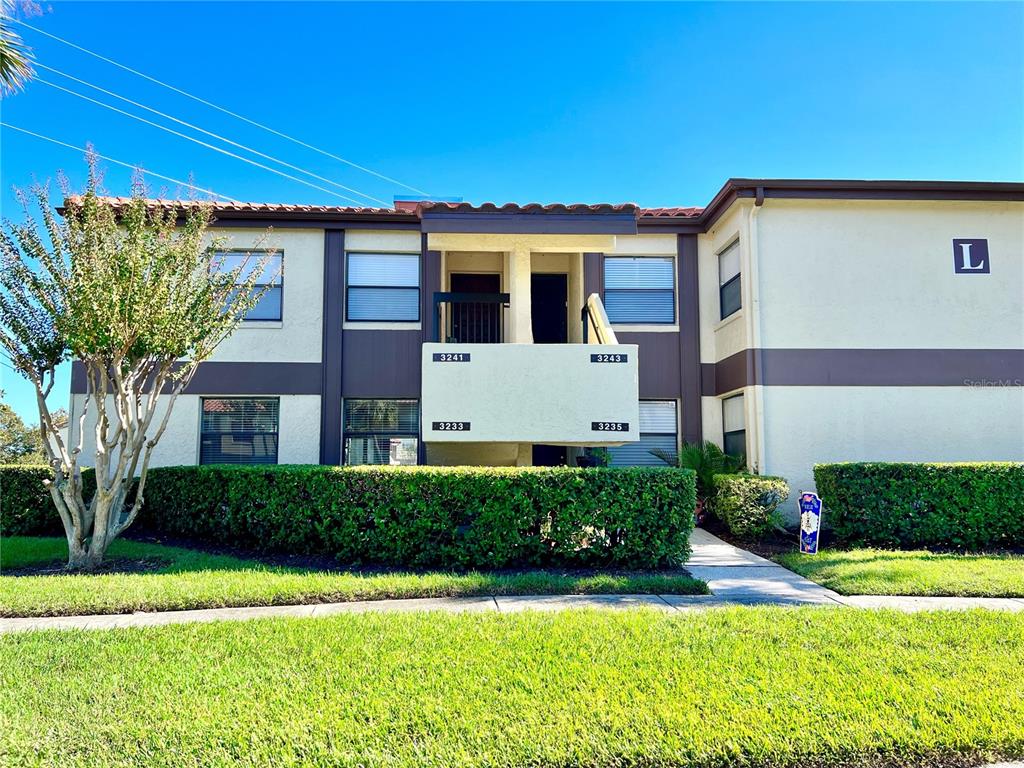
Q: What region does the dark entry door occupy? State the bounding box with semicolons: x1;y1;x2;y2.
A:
531;273;568;344
533;444;567;466
449;273;501;343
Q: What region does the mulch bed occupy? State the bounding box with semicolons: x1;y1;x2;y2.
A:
5;558;172;578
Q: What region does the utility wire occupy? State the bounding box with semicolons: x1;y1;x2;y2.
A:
0;121;239;201
35;62;389;206
36;77;371;205
15;20;430;196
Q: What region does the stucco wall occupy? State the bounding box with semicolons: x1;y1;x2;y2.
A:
425;442;524;466
699;201;752;363
761;384;1024;522
68;393;321;468
421;342;639;445
207;228;325;363
754;199;1024;349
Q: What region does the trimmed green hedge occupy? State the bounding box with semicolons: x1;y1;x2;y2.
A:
710;474;789;540
0;465;63;537
814;462;1024;550
138;465;697;569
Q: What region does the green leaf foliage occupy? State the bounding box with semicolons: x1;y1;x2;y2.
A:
0;465;96;536
814;462;1024;550
710;473;789;540
134;465;696;569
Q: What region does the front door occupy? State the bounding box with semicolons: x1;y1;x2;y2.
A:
531;273;568;344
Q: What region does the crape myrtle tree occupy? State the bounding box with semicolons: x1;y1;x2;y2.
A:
0;163;274;569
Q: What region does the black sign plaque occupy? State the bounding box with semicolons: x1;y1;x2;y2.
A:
591;421;629;432
432;421;471;432
432;352;471;362
590;353;628;363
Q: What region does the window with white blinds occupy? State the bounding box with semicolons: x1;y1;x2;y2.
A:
718;240;741;320
346;253;420;321
722;394;746;459
603;257;675;324
212;251;283;321
608;400;678;467
199;398;279;465
343;399;419;465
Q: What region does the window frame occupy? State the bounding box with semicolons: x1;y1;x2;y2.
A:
717;240;741;321
608;399;679;467
342;398;420;466
345;252;421;323
198;396;280;465
722;393;746;460
211;249;284;323
602;255;677;326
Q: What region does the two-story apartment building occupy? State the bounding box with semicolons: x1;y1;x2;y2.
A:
68;178;1024;501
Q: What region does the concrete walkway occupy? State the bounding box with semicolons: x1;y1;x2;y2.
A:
2;529;1022;634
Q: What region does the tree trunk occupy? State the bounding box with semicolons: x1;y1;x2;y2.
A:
62;487;123;571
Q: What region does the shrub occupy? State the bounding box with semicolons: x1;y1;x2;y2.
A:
139;465;697;569
710;474;789;540
0;465;97;537
0;465;60;537
814;462;1024;550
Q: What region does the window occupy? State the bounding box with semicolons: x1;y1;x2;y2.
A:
718;240;741;320
346;253;420;322
608;400;678;467
344;399;419;465
199;398;279;465
213;251;283;321
603;257;675;324
723;394;746;459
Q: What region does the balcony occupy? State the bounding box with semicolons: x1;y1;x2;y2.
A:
422;293;639;445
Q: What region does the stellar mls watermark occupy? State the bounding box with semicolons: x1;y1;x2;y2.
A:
963;378;1022;387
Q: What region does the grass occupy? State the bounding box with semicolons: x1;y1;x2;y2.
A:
1;608;1022;767
776;548;1024;597
0;536;706;617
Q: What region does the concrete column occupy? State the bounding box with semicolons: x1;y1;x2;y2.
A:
507;247;533;343
515;443;533;466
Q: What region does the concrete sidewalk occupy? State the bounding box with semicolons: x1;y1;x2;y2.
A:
2;529;1022;634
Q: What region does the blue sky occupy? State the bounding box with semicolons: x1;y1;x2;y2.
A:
1;1;1022;420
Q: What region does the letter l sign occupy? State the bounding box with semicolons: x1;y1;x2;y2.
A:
952;239;990;274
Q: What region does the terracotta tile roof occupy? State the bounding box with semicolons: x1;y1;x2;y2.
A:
66;196;706;220
64;196;409;216
639;206;704;218
416;201;641;215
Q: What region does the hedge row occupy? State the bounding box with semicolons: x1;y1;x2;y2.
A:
709;474;789;540
2;464;697;569
0;465;65;537
814;462;1024;550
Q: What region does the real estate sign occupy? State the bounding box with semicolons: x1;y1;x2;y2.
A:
798;493;823;555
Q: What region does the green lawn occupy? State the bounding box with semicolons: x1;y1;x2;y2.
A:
776;548;1024;597
1;608;1022;767
0;536;706;617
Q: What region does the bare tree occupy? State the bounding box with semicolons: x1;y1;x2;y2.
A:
0;162;274;568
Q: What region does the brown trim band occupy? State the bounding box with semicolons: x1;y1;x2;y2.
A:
702;348;1024;394
70;361;323;395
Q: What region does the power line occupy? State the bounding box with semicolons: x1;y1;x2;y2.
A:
16;19;430;196
35;62;389;206
36;77;372;206
0;121;239;201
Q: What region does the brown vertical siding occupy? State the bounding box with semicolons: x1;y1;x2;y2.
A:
677;234;702;444
341;330;422;398
617;332;682;398
319;230;345;464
